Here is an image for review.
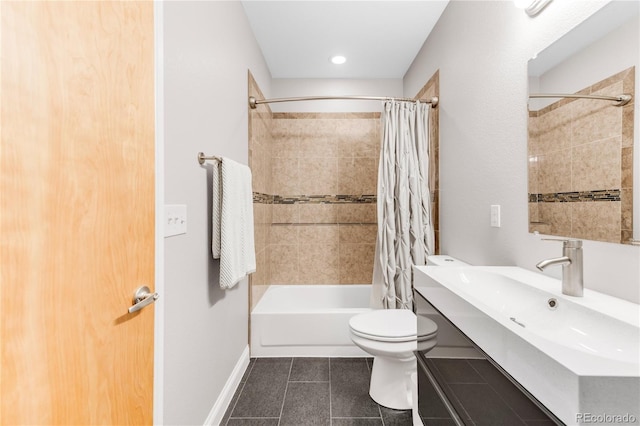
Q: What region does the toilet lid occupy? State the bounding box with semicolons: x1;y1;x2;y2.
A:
349;309;437;341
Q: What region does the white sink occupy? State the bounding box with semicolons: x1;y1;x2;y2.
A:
414;265;640;426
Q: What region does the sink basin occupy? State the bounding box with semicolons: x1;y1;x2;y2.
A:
414;265;640;426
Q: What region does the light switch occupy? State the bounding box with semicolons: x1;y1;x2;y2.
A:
165;204;187;237
491;205;501;228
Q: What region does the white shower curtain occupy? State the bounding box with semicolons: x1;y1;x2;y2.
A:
371;100;434;310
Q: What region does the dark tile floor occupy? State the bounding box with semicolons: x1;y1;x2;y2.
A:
423;358;557;426
222;357;414;426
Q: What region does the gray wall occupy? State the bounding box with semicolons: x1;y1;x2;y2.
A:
163;2;271;424
530;10;638;110
270;78;403;112
404;0;640;303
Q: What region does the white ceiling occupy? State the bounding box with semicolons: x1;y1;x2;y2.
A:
241;1;449;79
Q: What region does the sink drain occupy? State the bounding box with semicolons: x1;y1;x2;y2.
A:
547;298;558;310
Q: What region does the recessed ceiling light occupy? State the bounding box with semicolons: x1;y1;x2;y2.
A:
330;55;347;65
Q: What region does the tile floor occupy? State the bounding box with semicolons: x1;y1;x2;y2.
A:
421;358;556;426
222;357;415;425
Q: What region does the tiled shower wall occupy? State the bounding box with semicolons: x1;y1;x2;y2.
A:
249;71;441;309
248;73;273;309
268;113;379;287
415;71;440;254
528;67;635;244
248;76;380;308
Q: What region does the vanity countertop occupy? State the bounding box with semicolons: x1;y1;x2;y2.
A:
413;265;640;426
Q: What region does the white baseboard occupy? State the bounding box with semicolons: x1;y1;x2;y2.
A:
203;345;250;426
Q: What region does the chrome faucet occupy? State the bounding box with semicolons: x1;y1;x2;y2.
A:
536;239;583;297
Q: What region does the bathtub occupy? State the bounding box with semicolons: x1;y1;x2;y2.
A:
250;285;373;357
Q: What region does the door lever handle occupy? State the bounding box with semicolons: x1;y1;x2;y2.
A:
128;286;159;314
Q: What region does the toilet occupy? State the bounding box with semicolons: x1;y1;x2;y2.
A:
349;255;469;411
349;309;437;410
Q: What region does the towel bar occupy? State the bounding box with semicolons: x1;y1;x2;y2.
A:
198;152;222;165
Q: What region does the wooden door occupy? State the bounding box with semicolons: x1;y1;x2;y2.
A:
0;1;155;424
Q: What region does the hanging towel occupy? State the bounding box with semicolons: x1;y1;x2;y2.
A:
211;157;256;289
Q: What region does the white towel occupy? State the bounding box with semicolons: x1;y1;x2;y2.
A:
211;157;256;289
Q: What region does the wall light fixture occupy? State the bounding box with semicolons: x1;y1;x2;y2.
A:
514;0;553;17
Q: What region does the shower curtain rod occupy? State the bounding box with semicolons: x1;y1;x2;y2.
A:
248;95;439;109
529;93;632;106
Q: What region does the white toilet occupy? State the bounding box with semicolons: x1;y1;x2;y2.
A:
349;309;437;410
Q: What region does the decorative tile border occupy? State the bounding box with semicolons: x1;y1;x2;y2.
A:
253;192;376;204
253;192;274;204
528;189;621;203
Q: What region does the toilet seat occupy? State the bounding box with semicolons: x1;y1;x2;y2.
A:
349;309;437;342
348;309;439;410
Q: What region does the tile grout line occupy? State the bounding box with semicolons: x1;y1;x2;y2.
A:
329;358;333;426
224;359;256;425
332;417;383;419
230;417;280;420
276;358;294;426
466;359;536;425
378;403;386;426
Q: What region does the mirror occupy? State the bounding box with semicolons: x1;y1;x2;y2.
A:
527;1;639;244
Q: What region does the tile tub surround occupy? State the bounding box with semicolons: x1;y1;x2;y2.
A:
528;67;635;244
221;358;416;426
271;113;381;200
263;112;382;286
269;223;377;285
250;70;442;300
248;72;273;310
413;70;440;255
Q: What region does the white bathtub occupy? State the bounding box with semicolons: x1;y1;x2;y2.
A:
250;285;373;357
